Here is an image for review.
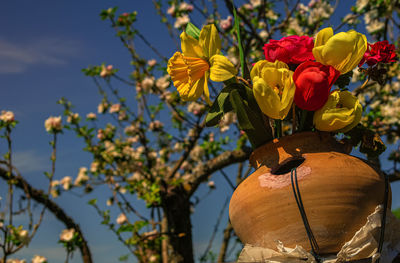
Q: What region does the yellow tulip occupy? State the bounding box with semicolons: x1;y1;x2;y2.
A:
313;27;367;74
251;60;295;120
313;90;362;132
167;24;237;105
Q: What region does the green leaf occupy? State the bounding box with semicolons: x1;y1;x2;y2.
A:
88;199;97;205
334;71;353;90
205;86;233;127
393;208;400;220
116;224;134;234
44;172;52;179
223;77;237;86
185;22;201;40
345;125;386;157
232;3;249;79
118;254;129;262
230;89;253;130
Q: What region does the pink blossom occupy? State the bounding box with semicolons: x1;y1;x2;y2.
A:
0;110;15;123
60;176;72;190
174;14;190;28
156;75;170;90
220;16;233;31
86;112;97;120
109;103;121;114
60;229;75;242
44;116;62;133
100;64;113;78
116;213;128;225
149;120;164;131
207;181;215;188
97;129;105;140
97;102;109;114
32;255;47;263
147;59;157;67
167;4;176;16
141;77;155;92
67;113;79;123
179;2;194;12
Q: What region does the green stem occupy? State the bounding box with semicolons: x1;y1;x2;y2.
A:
275;120;282;139
232;1;249;79
299;110;308;132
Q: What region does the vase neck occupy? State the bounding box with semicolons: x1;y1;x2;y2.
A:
249;132;349;169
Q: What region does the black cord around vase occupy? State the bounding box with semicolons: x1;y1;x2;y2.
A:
290;167;321;263
376;173;389;263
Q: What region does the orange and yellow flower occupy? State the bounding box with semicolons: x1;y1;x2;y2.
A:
167;24;237;104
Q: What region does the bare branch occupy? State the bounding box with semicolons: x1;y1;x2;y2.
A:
188;147;252;195
200;197;229;261
0;167;93;263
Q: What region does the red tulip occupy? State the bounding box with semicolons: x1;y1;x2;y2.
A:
293;61;340;111
263;35;314;65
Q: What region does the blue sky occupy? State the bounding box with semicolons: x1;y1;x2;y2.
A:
0;0;399;262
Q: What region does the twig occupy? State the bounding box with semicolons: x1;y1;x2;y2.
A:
0;167;93;263
135;30;168;62
200;197;229;261
188;146;252;195
220;169;236;190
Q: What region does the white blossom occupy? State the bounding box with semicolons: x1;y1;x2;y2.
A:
60;228;75;242
116;213;128;225
174;14;190;28
31;255;47;263
0;110;15;123
44;116;62;133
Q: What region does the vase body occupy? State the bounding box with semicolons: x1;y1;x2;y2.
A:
229;132;390;255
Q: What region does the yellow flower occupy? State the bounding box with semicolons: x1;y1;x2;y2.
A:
313;27;367;74
313;90;362;132
251;60;295;120
167;24;237;104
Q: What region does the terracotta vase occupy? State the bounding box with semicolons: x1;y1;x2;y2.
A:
229;132;390;255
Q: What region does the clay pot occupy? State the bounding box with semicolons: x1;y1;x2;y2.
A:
229;132;390;255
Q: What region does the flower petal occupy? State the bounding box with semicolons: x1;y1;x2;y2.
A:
279;71;295;117
340;32;367;74
167;52;209;101
203;71;212;105
209;55;237;82
314;27;333;47
253;76;282;120
337;91;363;132
313;90;362;132
313;29;367;74
250;60;269;80
180;32;204;58
188;75;207;102
199;24;221;58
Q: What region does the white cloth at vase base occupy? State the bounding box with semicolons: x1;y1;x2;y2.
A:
237;206;400;263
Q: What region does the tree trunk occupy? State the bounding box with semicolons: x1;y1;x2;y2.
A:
162;187;194;263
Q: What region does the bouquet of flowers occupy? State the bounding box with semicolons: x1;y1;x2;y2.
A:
167;17;397;152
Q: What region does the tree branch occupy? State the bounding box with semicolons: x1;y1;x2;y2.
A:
387;171;400;182
0;167;93;263
188;147;252;195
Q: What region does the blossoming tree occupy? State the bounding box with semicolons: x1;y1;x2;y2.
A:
1;1;400;263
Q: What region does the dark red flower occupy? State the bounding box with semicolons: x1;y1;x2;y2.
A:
359;40;397;67
263;35;314;65
293;61;340;111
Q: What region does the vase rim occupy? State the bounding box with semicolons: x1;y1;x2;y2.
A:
249;131;349;168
